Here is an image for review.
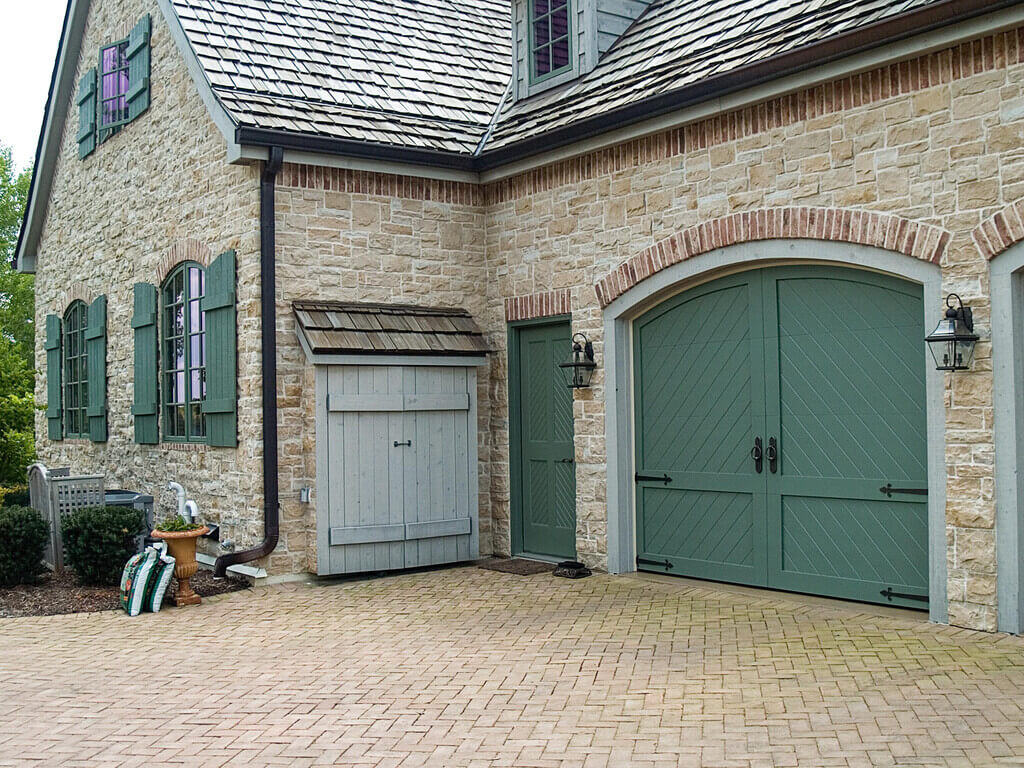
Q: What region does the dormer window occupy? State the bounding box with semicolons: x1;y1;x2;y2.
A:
531;0;572;82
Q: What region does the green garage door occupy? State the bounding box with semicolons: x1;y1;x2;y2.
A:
634;266;929;609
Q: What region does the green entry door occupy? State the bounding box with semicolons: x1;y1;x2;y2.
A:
513;320;576;560
634;266;929;609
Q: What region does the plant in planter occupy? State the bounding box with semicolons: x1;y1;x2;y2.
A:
151;515;208;606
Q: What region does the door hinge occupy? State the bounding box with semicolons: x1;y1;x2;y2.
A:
637;556;673;570
635;473;672;485
880;587;928;603
879;483;928;498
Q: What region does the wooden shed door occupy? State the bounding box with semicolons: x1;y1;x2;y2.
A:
320;365;477;575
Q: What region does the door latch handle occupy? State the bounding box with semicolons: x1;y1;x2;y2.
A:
394;440;412;447
751;437;763;473
766;437;778;473
557;458;575;464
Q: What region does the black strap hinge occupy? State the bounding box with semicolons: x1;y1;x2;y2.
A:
879;483;928;498
635;473;672;485
637;556;673;570
880;587;928;603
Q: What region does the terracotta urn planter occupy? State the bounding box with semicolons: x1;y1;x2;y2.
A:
150;526;209;606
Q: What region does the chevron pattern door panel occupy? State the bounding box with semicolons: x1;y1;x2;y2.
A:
634;274;767;585
516;321;576;559
633;266;929;609
764;268;928;606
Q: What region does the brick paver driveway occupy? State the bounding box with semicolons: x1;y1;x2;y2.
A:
2;567;1024;767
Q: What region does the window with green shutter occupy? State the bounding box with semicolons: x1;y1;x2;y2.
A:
161;263;207;442
77;14;151;159
62;301;89;438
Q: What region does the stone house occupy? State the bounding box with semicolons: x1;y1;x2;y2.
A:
15;0;1024;633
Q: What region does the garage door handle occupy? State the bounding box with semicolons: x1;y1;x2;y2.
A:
751;437;763;473
394;440;412;447
766;437;778;473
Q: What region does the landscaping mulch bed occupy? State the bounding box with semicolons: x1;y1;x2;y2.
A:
477;557;554;576
0;568;249;618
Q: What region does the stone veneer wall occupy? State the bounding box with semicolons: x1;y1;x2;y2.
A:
482;29;1024;632
271;167;489;573
32;0;265;562
32;0;1024;629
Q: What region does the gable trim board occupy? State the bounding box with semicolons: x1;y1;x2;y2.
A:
15;0;1024;274
603;239;948;623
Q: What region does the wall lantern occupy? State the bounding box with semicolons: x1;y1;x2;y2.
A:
559;333;597;389
926;293;979;372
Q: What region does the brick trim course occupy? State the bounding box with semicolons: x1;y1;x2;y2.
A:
157;238;213;283
504;289;572;322
595;208;951;307
487;28;1024;204
974;200;1024;260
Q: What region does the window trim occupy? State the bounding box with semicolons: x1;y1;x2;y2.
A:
528;0;574;85
160;261;208;443
97;36;131;142
62;301;89;439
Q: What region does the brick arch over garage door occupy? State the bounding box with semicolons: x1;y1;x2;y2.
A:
595;207;952;308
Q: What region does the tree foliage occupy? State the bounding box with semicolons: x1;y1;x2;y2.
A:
0;143;36;486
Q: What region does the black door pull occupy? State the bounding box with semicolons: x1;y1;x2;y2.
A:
394;440;412;447
766;437;778;473
751;437;763;473
880;587;928;603
557;458;575;464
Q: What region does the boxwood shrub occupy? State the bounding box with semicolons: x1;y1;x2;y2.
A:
62;506;145;586
0;505;49;586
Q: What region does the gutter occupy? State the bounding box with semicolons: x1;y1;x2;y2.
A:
233;0;1023;175
213;145;284;577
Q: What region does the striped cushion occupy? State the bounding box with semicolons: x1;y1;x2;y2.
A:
119;549;159;617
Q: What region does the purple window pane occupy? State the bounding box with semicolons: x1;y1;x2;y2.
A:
534;0;549;16
535;46;551;75
174;304;185;340
190;335;204;366
102;46;118;74
190;369;203;398
175;371;185;401
551;5;569;37
552;38;570;68
189;299;201;331
535;16;550;45
174;336;185;370
189;266;204;297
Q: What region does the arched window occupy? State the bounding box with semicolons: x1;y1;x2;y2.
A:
62;301;89;438
161;262;206;441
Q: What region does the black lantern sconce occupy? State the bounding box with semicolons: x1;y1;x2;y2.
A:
559;333;597;389
926;293;979;372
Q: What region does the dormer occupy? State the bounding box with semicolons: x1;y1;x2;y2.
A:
512;0;654;100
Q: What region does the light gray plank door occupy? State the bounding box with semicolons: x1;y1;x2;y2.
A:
320;364;476;575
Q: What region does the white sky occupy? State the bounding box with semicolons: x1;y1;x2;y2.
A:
1;1;70;171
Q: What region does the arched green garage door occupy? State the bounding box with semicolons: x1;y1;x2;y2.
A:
633;266;929;609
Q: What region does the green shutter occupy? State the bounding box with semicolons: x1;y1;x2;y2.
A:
85;295;108;442
131;283;159;444
125;14;151;123
76;68;97;159
201;250;237;447
45;314;63;441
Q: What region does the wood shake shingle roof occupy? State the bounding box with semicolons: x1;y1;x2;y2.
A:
294;301;490;356
171;0;947;156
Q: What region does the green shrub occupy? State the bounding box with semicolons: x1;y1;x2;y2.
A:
62;506;145;586
0;505;48;586
0;485;30;508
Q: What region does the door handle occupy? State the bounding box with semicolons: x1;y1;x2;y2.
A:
751;437;763;473
766;437;778;473
394;440;412;447
557;458;575;464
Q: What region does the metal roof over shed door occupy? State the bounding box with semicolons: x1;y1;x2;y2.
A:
633;266;929;609
317;364;480;575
